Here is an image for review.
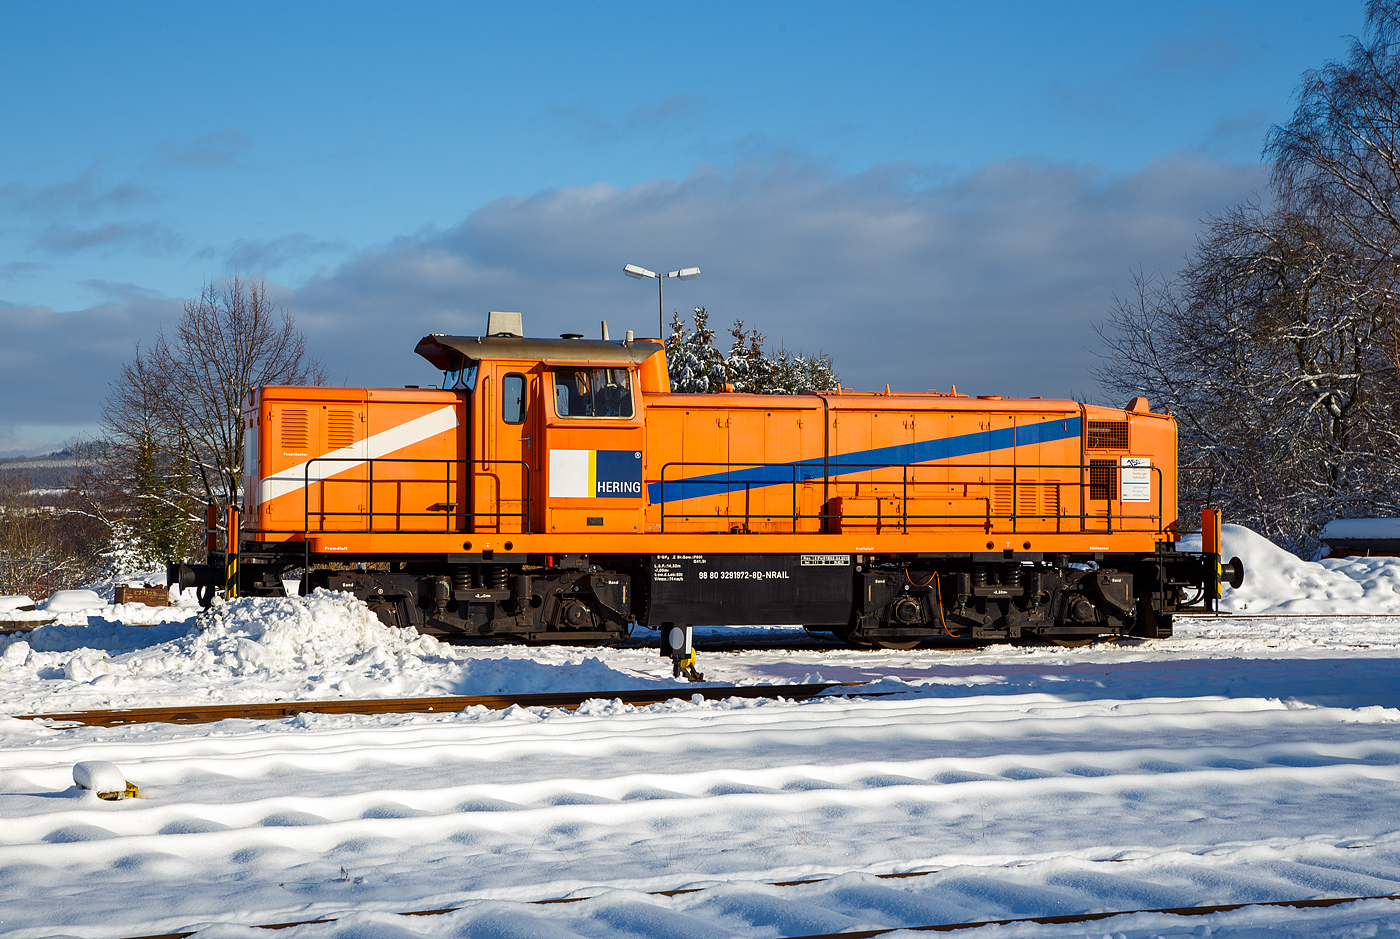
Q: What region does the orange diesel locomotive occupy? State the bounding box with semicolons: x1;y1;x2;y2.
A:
174;314;1239;653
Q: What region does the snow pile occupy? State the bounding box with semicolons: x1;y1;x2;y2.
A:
188;588;446;673
71;760;128;795
0;595;36;613
0;589;448;695
1320;516;1400;540
0;594;52;624
0;590;687;712
1181;524;1400;614
81;562;172;603
40;590;104;612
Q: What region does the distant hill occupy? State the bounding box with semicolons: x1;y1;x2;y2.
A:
0;442;99;488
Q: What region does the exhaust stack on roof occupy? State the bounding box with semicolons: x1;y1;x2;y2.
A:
486;311;523;337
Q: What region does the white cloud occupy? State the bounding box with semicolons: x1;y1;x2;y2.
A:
0;153;1267;443
0;296;181;436
286;154;1266;399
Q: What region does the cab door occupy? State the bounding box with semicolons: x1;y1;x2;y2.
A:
475;363;541;533
544;365;646;533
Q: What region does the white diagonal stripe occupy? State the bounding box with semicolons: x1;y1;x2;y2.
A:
253;405;459;508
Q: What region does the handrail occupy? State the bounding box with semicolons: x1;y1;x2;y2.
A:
298;456;531;538
657;461;1167;536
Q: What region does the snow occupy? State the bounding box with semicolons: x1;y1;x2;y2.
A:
1182;522;1400;614
72;760;129;795
0;589;698;713
1321;516;1400;540
4;526;1400;937
0;594;36;612
42;588;107;612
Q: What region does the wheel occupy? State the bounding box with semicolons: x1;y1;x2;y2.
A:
836;631;922;650
1046;636;1098;648
871;639;923;650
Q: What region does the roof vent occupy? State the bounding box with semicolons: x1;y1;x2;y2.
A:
560;332;584;340
486;311;523;337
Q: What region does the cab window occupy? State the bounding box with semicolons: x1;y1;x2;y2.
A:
553;368;634;418
502;373;526;424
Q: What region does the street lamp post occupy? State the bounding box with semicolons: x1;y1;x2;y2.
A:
623;264;700;339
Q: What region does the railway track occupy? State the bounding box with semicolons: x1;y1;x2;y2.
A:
678;612;1400;652
122;884;1400;939
1181;612;1400;620
16;681;879;727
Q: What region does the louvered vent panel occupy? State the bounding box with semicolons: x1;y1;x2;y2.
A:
1089;460;1117;501
992;481;1014;518
327;410;356;449
1017;484;1039;517
1044;484;1061;518
1087;420;1129;450
281;409;310;450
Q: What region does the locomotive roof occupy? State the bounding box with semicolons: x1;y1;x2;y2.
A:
415;334;664;370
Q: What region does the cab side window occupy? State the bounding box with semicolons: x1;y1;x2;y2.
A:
502;373;526;424
553;368;633;418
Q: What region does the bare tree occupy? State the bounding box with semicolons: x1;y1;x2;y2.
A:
1099;1;1400;555
159;277;325;507
92;276;324;565
1097;206;1400;553
0;471;107;598
1268;0;1400;260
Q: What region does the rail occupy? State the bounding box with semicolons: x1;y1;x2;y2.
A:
111;887;1400;939
657;461;1166;536
18;683;872;726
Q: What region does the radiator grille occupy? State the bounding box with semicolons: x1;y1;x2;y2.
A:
1089;460;1117;501
281;409;309;450
1087;420;1129;450
327;410;357;449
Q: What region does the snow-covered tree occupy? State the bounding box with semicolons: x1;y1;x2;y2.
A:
665;310;708;393
1098;1;1400;554
665;308;839;395
767;348;840;394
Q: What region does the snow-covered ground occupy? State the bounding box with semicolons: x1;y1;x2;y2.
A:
4;528;1400;938
1187;523;1400;615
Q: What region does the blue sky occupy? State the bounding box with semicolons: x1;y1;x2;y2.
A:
0;1;1367;454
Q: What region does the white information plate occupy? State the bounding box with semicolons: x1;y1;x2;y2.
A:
1121;457;1151;502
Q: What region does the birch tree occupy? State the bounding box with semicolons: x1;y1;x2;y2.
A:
92;276;324;564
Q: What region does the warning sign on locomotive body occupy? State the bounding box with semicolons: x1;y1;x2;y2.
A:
648;554;853;625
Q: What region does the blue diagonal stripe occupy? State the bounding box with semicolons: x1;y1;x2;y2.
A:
648;415;1082;504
